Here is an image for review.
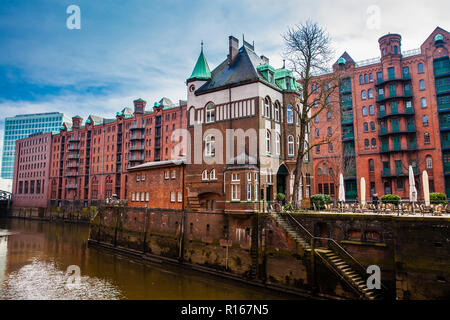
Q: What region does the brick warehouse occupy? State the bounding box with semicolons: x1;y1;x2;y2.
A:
184;36;314;213
11;97;187;208
312;27;450;200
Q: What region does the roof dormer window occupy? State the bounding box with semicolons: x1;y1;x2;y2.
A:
268;72;273;83
286;77;291;90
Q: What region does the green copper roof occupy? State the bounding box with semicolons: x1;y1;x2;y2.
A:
435;33;444;42
256;63;276;73
116;112;122;117
86;119;91;124
188;48;211;81
338;57;346;65
59;125;65;130
73;115;82;119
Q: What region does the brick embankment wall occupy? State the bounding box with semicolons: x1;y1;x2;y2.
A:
8;206;95;223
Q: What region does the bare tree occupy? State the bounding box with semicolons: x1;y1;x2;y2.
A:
282;20;341;207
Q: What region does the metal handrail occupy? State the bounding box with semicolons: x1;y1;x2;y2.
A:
283;212;389;292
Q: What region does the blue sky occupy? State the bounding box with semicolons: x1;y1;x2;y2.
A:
0;0;449;156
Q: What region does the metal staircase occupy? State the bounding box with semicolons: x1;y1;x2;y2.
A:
272;213;386;300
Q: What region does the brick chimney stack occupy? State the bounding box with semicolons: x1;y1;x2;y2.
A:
228;36;239;66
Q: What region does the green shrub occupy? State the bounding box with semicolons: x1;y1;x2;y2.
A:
381;194;401;206
283;202;292;211
430;192;447;205
311;194;332;210
276;193;286;201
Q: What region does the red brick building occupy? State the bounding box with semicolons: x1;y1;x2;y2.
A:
127;159;185;210
311;27;450;200
47;97;187;207
12;132;52;207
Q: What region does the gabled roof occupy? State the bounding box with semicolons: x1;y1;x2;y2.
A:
127;158;186;171
225;151;258;170
159;97;174;107
188;48;211;81
334;51;355;66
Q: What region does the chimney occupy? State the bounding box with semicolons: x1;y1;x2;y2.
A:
228;36;239;66
260;55;269;64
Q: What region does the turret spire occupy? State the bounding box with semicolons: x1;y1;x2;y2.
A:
187;42;211;81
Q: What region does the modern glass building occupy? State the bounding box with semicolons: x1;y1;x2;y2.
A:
1;112;71;179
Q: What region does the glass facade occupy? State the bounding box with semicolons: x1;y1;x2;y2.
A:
1;112;71;179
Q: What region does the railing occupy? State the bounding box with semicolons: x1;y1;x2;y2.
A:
436;84;450;94
438;103;450;112
402;48;421;58
434;67;450;76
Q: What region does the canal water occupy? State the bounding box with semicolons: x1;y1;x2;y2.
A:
0;218;294;300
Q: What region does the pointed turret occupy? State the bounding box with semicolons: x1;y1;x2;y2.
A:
187;42;211;82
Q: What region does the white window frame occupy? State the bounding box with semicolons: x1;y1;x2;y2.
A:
254;183;258;201
210;169;216;180
264;98;270;118
177;192;182;202
164;171;169;179
231;173;240;182
145;192;149;202
231;184;240;201
171;170;176;179
266;130;271;155
204;135;215;157
135;192;140;202
131;192;135;201
205;103;215;123
276;134;280;155
141;192;145;202
287;105;293;123
202;170;209;181
274;103;280;122
426;156;433;169
170;192;176;202
288;135;295;156
247;184;252;201
247;172;252;182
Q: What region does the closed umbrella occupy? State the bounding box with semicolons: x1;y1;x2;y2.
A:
409;166;417;202
360;177;366;206
339;173;345;203
423;170;430;206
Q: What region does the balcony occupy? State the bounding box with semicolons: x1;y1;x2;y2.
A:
65;171;79;177
340;99;353;108
130;125;145;131
375;73;411;86
67;145;80;151
67;153;80;160
129;135;145;141
444;162;450;174
342;132;354;141
378;107;414;119
441;138;450;149
341;113;354;125
376;91;413;103
436;84;450;95
378;126;416;137
434;67;450;77
438;103;450;113
129;145;145;151
340;85;352;94
68;137;80;143
129;156;144;162
65;184;78;189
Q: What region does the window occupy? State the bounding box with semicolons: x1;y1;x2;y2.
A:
164;171;169;179
276;134;280;155
364;139;369;149
422;115;429;127
421;97;427;108
314;115;319;123
368;89;373;99
171;192;175;202
364;74;368;83
177;192;182;202
371;138;377;148
369;159;374;172
315;145;320;154
362;106;368;116
205;103;215;123
247;184;252;201
418;63;424;73
426;156;433;169
205;135;215;157
327;112;331;121
364;122;369;132
171;170;176;179
266;130;271;154
419;80;425;90
247;172;252;182
264;98;270;118
370;121;375;131
369;105;374;115
210;169;216;180
328;143;333;153
288;135;294;156
131;192;135;201
231;185;240;201
424;133;430;144
361;90;367;100
327;127;332;137
369;73;373;82
393;45;398;54
254;182;258;201
315;128;320;137
359;75;363;84
202;170;209;181
287;105;294;123
274;103;280;121
231;173;240;182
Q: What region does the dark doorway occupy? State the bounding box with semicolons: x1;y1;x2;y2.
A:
276;164;289;201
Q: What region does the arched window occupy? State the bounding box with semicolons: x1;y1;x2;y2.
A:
266;130;271;154
264;97;271;118
210;169;216;180
274;102;280;122
369;159;374;172
364;139;370;149
204;135;215;157
393;45;398;54
364;122;369;132
418;63;424;73
275;134;281;155
317;168;322;176
364;74;368;83
327;127;332;137
362;106;368;116
370;121;376;131
288;135;294;156
323;163;328;175
202;170;209;181
426;156;433;169
371;138;377;148
105;176;113;198
361;90;367;100
369;105;374;115
359;75;363;84
327;111;331;121
287;105;294;123
205;103;215;123
368;89;373;99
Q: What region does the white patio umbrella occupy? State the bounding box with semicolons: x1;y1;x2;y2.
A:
338;173;346;203
422;170;430;206
360;177;366;206
409;166;417;202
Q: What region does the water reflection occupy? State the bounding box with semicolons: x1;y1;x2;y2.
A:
0;219;294;300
